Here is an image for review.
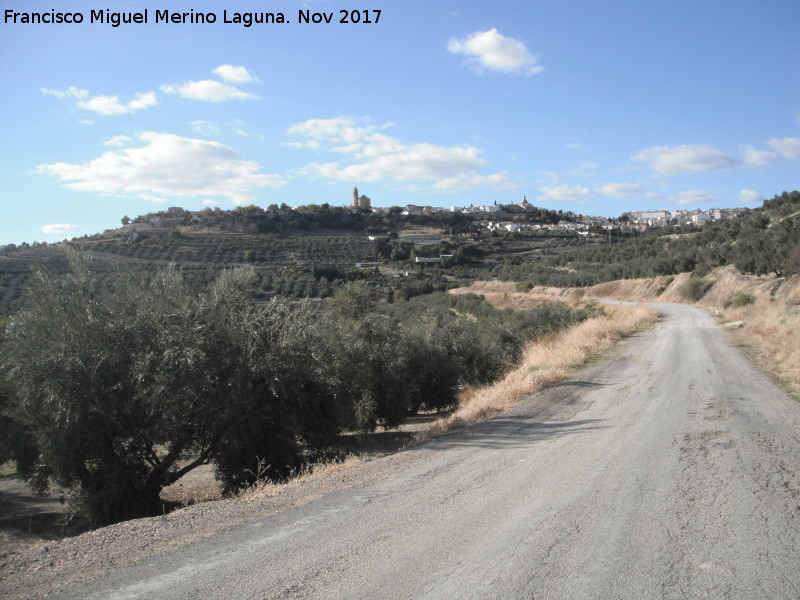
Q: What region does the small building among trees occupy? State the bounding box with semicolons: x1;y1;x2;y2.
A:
352;187;371;210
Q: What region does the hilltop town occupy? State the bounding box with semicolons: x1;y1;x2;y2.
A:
130;187;751;237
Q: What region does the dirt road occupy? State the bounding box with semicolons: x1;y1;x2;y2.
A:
53;303;800;599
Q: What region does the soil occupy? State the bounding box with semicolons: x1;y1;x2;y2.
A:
0;475;77;554
0;410;446;599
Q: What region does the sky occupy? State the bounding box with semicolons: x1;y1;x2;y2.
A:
1;0;798;245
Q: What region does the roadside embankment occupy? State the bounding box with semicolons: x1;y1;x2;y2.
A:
587;267;800;399
478;267;799;400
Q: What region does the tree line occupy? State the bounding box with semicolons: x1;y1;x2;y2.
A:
0;250;588;526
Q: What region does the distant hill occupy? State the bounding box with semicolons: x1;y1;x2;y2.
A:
0;203;584;316
3;192;795;317
502;191;800;288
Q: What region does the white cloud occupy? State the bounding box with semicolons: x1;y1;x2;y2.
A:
160;80;257;102
447;28;543;75
126;92;158;111
36;132;285;205
282;140;321;150
537;184;592;202
190;120;221;136
42;87;157;115
288;117;385;153
287;116;515;191
41;224;79;235
766;137;800;159
41;86;89;100
104;135;132;147
632;144;736;176
737;189;764;204
433;171;516;192
672;189;717;206
597;183;644;198
78;95;132;116
741;145;778;167
212;64;258;84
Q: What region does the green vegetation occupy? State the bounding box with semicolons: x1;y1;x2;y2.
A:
655;277;675;297
0;200;585;317
679;275;713;301
730;292;755;307
502;191;800;287
1;251;337;524
0;251;587;526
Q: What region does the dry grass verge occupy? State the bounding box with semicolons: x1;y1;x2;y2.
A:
719;297;800;399
239;455;364;501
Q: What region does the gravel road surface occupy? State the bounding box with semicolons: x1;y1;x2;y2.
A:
53;302;800;599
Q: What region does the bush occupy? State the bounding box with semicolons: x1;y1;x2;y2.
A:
1;256;594;526
516;281;534;292
679;276;712;301
319;311;410;431
730;292;754;307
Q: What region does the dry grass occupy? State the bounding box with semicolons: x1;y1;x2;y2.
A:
238;455;363;501
160;464;223;506
451;281;579;311
419;302;658;439
165;268;798;509
718;294;800;399
237;293;659;497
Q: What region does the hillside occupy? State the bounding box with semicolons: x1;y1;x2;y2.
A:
501;190;800;287
0;206;592;317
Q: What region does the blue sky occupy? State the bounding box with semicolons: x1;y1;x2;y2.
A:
1;0;798;244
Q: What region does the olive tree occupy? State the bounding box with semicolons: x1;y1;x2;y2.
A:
1;251;335;525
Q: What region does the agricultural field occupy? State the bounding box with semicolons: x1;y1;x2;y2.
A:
0;217;593;316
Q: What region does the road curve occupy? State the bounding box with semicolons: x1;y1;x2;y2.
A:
58;303;800;599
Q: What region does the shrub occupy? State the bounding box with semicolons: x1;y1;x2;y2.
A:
516;281;534;292
679;275;712;301
730;292;754;307
330;280;376;319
